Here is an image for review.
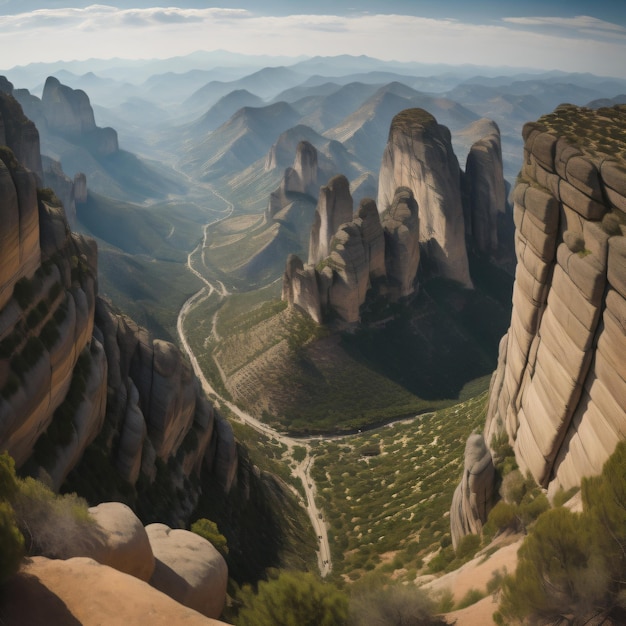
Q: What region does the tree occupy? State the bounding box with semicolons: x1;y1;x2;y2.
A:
498;441;626;624
235;571;349;626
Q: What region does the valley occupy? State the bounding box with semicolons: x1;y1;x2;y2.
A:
1;28;625;625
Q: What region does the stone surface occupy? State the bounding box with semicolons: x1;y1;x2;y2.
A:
1;557;227;625
146;524;228;620
463;120;507;254
87;502;155;581
378;109;472;287
450;434;495;550
309;174;354;265
382;187;420;299
477;106;626;520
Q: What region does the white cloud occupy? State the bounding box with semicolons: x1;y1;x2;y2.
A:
0;6;625;78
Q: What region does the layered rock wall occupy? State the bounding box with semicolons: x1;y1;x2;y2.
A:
481;105;626;496
0;91;237;507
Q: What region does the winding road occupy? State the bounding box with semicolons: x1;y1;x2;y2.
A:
176;186;332;577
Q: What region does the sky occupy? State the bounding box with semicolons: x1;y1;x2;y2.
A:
1;1;625;77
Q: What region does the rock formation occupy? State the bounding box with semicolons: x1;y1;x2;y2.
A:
381;187;420;299
0;90;237;520
452;104;626;542
308;174;354;265
378;108;473;288
283;174;390;324
2;557;228;625
449;434;495;549
462;120;507;255
147;523;228;619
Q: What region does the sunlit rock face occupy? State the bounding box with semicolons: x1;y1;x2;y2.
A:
450;434;495;549
462;119;507;255
378;108;472;288
308;174;354;266
483;105;626;494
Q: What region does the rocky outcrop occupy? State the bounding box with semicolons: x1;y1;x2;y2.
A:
378;108;472;288
381;187;420;299
453;104;626;543
450;434;495;549
283;182;389;324
451;104;626;536
147;523;228;620
2;557;228;625
87;502;155;582
308;174;354;265
462;120;507;255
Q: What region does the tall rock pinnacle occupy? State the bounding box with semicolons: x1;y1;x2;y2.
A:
378;108;472;288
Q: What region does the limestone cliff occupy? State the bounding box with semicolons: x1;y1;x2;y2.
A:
452;104;626;542
0;91;237;520
378;109;472;288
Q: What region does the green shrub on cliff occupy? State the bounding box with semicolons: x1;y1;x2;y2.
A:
191;518;228;556
0;454;24;584
497;441;626;624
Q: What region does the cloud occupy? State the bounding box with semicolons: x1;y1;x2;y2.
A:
0;6;625;79
502;15;626;39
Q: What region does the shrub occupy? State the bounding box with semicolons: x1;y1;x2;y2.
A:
292;446;307;463
455;588;485;610
235;571;349;626
191;518;228;556
500;469;525;504
11;477;102;559
455;532;480;560
0;502;24;584
349;583;447;625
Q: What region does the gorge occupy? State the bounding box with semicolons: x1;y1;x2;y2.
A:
0;48;625;625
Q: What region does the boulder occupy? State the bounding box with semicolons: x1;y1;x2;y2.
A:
146;524;228;620
1;557;227;625
450;434;495;549
87;502;155;581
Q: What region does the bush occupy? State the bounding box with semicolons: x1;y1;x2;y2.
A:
349;583;447;625
455;588;485;610
498;442;626;624
455;532;480;560
191;518;228;556
235;571;349;626
0;502;24;584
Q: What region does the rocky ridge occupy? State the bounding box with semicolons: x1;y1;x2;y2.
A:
452;104;626;543
0;90;237;522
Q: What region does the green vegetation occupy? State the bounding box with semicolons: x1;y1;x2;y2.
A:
0;451;98;577
190;518;228;556
234;571;349;626
535;103;626;163
310;392;487;582
496;441;626;625
349;580;447;625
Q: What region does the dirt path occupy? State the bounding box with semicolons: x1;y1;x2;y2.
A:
176;187;332;576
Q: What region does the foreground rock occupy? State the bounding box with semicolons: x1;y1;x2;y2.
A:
0;557;227;625
146;524;228;620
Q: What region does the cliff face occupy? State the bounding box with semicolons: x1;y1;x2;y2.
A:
486;105;626;495
0;92;237;512
462;120;507;255
378;109;472;288
452;104;626;543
